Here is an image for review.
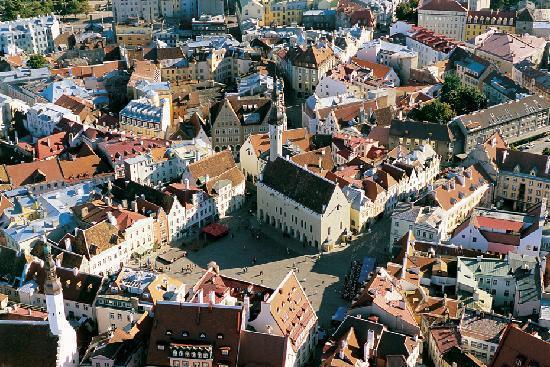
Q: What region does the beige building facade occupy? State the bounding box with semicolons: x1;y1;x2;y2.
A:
417;0;467;41
257;157;350;250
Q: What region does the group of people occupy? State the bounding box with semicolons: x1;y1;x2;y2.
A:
341;260;362;301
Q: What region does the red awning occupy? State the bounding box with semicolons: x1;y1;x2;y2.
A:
201;223;229;238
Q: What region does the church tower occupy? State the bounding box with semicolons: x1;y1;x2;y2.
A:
44;244;79;366
269;71;285;161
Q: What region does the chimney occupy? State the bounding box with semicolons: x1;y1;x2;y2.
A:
107;211;117;227
184;178;190;190
104;196;112;207
209;290;216;304
502;150;509;163
46;137;50;147
205;174;210;183
197;289;204;303
362;331;375;361
318;157;323;169
244;294;251;322
64;237;72;252
131;200;138;212
339;340;348;360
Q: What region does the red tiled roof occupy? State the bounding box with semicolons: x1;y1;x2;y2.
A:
474;216;523;232
490;325;550;367
35;132;67;160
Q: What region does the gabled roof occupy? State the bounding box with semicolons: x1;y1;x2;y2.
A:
292;45;335;68
266;271;317;352
0;321;59;367
490;325;550;367
211;96;272;127
24;262;103;305
419;0;467;12
146;302;243;367
4;159;64;188
248;128;310;157
495;148;550;180
262;157;337;214
389;119;453;142
187;150;244;196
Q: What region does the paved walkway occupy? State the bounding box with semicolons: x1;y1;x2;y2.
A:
134;196;392;331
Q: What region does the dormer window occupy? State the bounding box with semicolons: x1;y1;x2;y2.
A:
172;350;178;357
182;331;189;337
217;333;224;340
166;329;172;335
530;169;537;176
514;165;521;173
199;332;207;338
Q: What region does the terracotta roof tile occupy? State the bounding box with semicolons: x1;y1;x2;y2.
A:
4;159;64;188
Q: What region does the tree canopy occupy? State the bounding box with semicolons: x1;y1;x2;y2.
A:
0;0;89;21
27;54;48;69
440;73;488;116
409;100;455;125
395;0;419;23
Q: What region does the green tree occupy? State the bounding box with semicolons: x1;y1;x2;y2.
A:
395;0;419;23
440;72;487;116
409;100;455;124
543;147;550;156
453;86;488;116
27;54;48;69
440;72;461;103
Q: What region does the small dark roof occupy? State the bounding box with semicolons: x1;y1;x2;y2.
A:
238;330;287;367
0;321;59;367
389;119;453;142
262;157;337;214
483;71;529;100
146;302;243;366
442;346;485;367
24;262;103;305
332;315;384;346
112;179;176;213
0;246;28;287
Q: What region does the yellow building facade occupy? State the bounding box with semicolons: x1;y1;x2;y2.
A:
264;0;312;26
465;11;516;40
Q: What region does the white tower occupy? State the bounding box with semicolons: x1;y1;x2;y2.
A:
44;244;79;366
269;72;285;161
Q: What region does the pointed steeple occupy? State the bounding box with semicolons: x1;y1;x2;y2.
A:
44;242;62;296
269;70;284;126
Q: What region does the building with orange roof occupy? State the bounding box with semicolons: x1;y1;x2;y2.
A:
427;325;463;367
315;61;400;100
414;165;491;238
490;324;550;367
239;127;311;182
349;267;421;337
249;270;318;366
331;143;440;232
34;131;67;161
73;198;156;258
303;94;378;135
289;44;337;98
449;201;546;257
183;150;245;218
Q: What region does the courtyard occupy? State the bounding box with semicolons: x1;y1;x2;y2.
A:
134;189;393;330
